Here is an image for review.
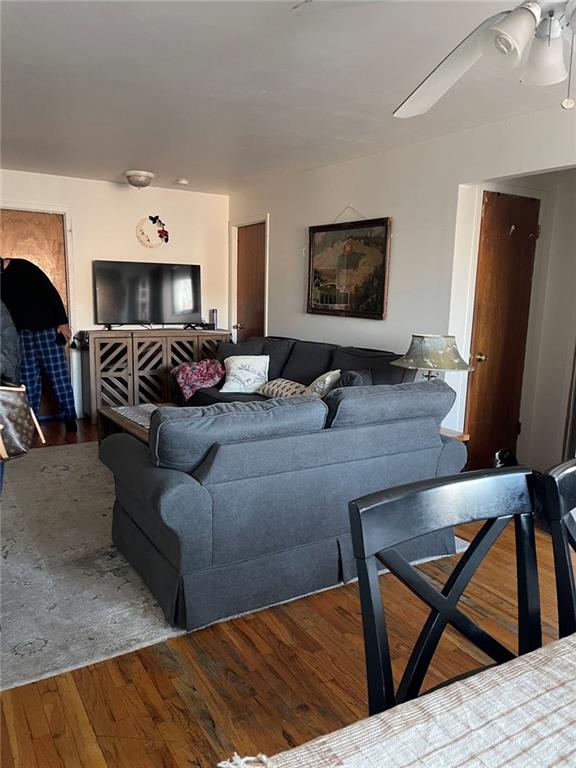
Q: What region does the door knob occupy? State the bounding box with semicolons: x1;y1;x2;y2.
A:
474;352;488;363
233;323;245;330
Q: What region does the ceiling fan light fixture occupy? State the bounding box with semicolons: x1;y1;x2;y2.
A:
482;1;541;69
523;35;568;85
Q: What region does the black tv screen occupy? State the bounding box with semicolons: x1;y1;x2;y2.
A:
93;261;201;325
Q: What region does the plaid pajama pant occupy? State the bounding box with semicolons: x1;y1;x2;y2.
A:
20;328;76;420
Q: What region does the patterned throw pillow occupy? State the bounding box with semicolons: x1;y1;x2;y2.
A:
220;355;270;393
257;378;307;398
304;369;341;397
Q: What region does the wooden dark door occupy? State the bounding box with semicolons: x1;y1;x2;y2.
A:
0;209;69;417
464;191;540;469
235;222;266;342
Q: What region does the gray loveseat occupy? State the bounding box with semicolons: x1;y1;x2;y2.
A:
176;335;416;407
100;380;466;630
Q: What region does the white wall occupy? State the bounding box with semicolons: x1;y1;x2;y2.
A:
230;107;575;351
230;106;576;448
1;169;229;409
515;169;576;469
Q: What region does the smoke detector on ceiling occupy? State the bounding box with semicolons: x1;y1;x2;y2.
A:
125;170;154;189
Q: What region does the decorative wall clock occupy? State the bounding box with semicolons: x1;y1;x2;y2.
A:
135;215;170;248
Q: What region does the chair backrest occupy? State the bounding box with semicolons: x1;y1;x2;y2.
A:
349;467;542;715
543;459;576;638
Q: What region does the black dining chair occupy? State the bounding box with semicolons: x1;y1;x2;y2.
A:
349;467;542;716
542;459;576;639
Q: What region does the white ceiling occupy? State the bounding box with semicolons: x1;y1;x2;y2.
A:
1;1;567;193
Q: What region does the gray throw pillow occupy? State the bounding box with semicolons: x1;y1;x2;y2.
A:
340;369;373;387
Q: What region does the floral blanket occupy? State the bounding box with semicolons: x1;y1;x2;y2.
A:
171;359;225;400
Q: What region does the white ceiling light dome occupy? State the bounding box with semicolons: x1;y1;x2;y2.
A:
523;16;568;86
125;170;154;189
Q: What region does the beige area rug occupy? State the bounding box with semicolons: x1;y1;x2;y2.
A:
1;442;468;691
1;443;184;690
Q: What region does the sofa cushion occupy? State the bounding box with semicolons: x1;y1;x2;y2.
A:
185;387;268;407
332;347;415;384
325;379;456;429
217;338;294;380
149;396;329;473
216;339;263;362
259;338;296;380
281;340;338;384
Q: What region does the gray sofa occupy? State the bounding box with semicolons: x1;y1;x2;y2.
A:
177;335;416;406
100;380;466;630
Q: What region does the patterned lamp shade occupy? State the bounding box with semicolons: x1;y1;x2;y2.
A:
392;334;472;372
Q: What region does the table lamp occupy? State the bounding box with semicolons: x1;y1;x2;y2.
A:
392;334;472;380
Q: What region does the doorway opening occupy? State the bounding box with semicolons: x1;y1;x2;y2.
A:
448;169;576;471
0;208;72;419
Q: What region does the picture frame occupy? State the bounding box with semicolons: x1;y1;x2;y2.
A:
307;217;391;320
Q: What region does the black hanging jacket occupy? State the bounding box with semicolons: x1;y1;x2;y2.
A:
0;258;69;331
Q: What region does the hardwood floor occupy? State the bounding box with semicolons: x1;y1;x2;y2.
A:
34;418;99;448
1;518;566;768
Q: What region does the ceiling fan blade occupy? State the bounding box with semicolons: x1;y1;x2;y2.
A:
394;12;509;118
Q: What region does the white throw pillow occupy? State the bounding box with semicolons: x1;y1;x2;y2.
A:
304;369;341;397
257;378;307;398
220;355;270;393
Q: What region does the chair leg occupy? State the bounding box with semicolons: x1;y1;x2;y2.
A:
549;518;576;638
515;513;542;654
356;557;395;715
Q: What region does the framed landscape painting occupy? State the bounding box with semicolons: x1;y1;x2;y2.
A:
307;217;391;320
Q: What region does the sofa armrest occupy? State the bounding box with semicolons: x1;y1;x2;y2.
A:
100;433;213;568
436;435;467;476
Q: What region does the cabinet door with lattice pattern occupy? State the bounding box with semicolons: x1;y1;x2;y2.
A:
168;335;198;369
199;333;230;360
94;336;133;409
133;335;168;404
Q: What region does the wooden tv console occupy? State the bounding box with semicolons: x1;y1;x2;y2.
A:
79;328;230;423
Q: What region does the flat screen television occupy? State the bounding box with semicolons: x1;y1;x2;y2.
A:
93;261;201;325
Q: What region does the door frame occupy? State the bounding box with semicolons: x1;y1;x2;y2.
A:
0;200;78;410
228;214;270;342
445;180;549;433
564;342;576;459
